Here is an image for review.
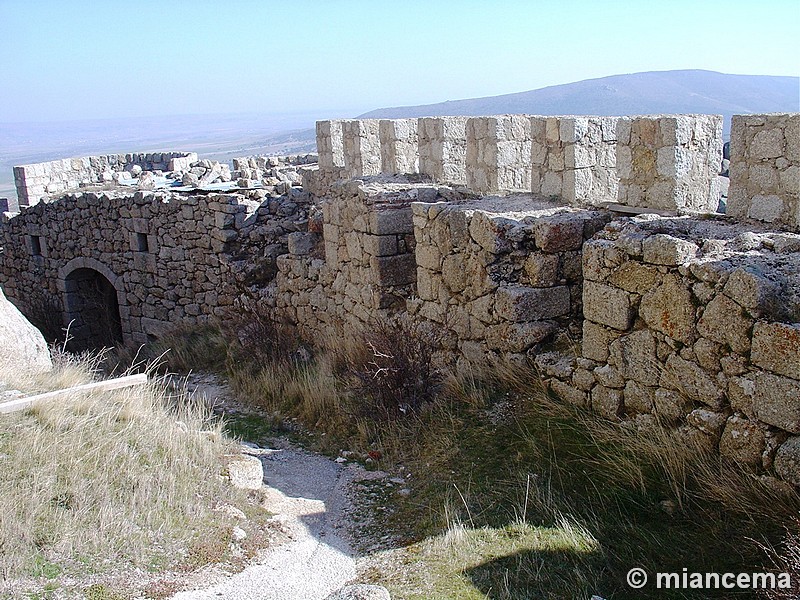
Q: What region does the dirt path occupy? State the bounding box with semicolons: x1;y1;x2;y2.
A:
171;374;385;600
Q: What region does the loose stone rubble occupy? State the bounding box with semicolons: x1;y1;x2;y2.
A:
1;111;798;486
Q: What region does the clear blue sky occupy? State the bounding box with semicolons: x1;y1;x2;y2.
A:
1;0;798;123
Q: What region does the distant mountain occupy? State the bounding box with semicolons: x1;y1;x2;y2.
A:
358;70;799;136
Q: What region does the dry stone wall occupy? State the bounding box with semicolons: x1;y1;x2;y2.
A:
539;216;800;483
727;113;799;230
409;194;610;369
0;187;311;349
13;152;197;209
276;176;451;337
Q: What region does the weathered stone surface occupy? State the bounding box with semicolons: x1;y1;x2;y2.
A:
642;235;699;266
687;408;728;438
623;380;655;414
697;293;753;354
287;232;319;256
592;385;623;419
370;254;416;286
583;281;632;330
582;321;619;362
226;455;264;490
639;274;696;344
0;286;52;373
593;364;625;389
609;330;660;386
653;388;694;423
723;266;781;316
752;372;800;433
495;285;570;322
534;216;584;252
751;322;800;380
719;416;766;470
774;436;800;486
663;354;723;407
485;321;556;352
607;262;659;294
551;379;588;408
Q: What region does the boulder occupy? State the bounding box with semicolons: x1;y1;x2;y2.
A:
226;455;263;490
0;287;52;373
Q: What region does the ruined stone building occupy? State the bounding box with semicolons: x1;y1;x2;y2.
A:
1;112;798;487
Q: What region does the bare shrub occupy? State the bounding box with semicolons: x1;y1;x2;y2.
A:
345;317;444;418
760;519;800;599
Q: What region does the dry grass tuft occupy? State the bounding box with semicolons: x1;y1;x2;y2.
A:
0;350;242;583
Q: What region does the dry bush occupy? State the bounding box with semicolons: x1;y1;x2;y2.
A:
220;302;301;368
343;317;444;419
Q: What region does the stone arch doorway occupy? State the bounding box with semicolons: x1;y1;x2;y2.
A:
58;258;126;351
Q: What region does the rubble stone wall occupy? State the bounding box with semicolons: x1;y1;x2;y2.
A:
409;195;610;370
276;177;448;338
0;188;310;348
342;119;382;178
540;216;800;484
379;119;419;175
13;152;197;209
727;113;799;230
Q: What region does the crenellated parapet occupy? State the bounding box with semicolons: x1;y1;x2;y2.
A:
315;113;732;215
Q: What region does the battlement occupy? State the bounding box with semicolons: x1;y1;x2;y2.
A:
317;113;799;230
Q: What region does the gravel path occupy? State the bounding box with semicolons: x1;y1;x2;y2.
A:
171;375;378;600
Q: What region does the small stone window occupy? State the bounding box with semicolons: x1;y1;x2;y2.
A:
136;233;149;253
30;235;42;256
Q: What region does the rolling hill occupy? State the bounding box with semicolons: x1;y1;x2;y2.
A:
358;70;799;136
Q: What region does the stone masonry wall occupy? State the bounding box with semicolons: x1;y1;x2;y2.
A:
727;113;799;230
316;114;724;214
0;187;310;347
13;151;197;209
540;215;800;484
276;176;453;338
616;115;723;212
466;115;532;194
379;119;419;175
418;117;469;185
409;195;610;370
530;116;620;206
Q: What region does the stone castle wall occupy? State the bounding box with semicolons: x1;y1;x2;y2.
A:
13;151;197;209
1;111;798;485
539;217;800;484
0;188;310;348
727;113;800;230
317;113;725;213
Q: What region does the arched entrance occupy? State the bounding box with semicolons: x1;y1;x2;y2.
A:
63;267;123;351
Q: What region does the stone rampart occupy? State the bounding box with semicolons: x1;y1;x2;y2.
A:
315;114;724;212
2;112;798;486
616;115;723;212
530;116;620;206
540;216;800;483
0;187;310;349
13;151;197;209
410;195;609;369
727;113;799;230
